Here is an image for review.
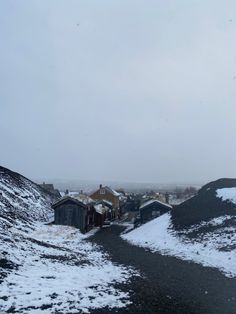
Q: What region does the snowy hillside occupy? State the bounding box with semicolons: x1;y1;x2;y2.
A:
0;166;58;285
122;213;236;278
0;167;138;313
122;181;236;278
0;165;57;227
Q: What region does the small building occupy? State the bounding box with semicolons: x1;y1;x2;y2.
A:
124;195;141;212
90;185;121;213
99;200;116;221
139;199;172;224
52;196;94;233
40;182;61;198
94;202;110;227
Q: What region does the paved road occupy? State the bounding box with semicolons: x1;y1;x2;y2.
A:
90;225;236;314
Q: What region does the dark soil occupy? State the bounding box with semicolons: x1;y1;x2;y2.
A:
90;225;236;314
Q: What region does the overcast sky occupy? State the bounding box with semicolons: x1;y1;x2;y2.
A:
1;0;236;184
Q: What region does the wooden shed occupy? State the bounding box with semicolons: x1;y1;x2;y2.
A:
140;199;172;224
52;196;90;233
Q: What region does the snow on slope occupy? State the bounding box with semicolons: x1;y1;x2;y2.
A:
0;167;138;313
216;188;236;205
0;166;55;228
122;213;236;278
0;223;137;313
0;166;57;278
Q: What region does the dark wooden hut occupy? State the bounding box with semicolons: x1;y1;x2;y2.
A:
52;196;92;233
140;199;172;224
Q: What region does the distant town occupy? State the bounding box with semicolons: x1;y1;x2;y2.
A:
39;181;198;233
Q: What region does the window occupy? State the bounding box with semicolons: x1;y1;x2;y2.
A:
100;189;105;195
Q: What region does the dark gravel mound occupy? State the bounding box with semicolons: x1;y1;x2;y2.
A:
171;178;236;229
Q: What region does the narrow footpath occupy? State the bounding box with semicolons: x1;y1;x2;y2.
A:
90;225;236;314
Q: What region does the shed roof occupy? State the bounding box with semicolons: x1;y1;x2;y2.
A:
140;199;172;210
94;203;109;215
52;196;87;209
102;199;113;207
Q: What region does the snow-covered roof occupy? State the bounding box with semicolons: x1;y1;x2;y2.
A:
119;195;127;201
110;188;121;197
102;199;113;207
140;199;172;210
90;186;121;198
52;196;87;209
104;186;121;197
74;194;95;205
94;204;109;215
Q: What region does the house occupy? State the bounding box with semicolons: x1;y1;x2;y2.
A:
39;182;61;198
124;195;141;212
99;200;116;220
52;196;95;233
51;193;117;232
90;185;121;214
94;202;110;227
139;199;172;224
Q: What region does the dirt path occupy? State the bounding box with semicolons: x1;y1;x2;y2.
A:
90;225;236;314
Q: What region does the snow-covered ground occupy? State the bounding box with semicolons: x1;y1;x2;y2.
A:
0;166;139;313
216;187;236;205
0;223;138;313
122;213;236;278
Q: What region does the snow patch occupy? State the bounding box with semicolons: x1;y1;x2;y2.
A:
216;188;236;205
0;223;137;313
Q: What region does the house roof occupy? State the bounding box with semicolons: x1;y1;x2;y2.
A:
107;187;121;197
51;196;87;209
74;194;95;205
90;186;121;198
140;199;172;210
101;199;113;207
94;203;109;215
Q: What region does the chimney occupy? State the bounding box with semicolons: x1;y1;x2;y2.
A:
99;184;102;189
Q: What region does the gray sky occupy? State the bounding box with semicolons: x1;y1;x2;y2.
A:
1;0;236;184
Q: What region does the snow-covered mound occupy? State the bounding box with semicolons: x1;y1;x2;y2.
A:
0;166;138;313
122;213;236;278
123;180;236;278
0;165;58;284
0;165;57;227
172;178;236;229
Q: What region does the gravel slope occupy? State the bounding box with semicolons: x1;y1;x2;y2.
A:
90;225;236;314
